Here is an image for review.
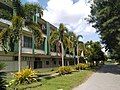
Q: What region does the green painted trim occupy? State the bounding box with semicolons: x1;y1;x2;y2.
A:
44;22;51;55
32;34;35;54
44;37;48;55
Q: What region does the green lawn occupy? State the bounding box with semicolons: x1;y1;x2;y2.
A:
6;67;93;90
30;70;92;90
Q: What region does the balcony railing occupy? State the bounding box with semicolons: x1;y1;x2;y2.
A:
34;49;45;55
0;18;12;25
22;47;46;55
50;52;57;56
22;48;32;54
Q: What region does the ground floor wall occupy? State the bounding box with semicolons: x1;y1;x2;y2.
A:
0;55;75;72
34;58;60;69
0;60;28;72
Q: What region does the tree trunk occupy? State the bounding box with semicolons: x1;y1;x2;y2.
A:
73;48;76;65
77;44;79;64
18;36;22;72
61;42;64;66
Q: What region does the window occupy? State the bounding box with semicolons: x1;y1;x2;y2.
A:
54;61;56;65
41;24;47;34
14;56;18;61
23;57;31;61
46;61;49;65
40;37;45;50
24;36;32;48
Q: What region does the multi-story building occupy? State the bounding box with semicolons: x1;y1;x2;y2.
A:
0;0;74;71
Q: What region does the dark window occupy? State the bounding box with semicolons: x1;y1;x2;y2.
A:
34;60;42;69
46;61;49;65
24;36;32;48
41;24;47;34
35;58;40;60
54;60;56;65
14;56;18;61
40;37;45;50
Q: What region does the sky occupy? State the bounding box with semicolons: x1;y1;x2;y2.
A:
21;0;100;42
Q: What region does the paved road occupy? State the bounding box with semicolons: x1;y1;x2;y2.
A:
73;65;120;90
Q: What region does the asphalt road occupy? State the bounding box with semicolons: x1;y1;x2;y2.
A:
73;64;120;90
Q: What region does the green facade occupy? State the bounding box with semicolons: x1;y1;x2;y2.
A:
45;22;51;55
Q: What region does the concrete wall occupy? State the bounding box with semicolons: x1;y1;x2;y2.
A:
0;56;13;61
41;58;59;68
42;58;51;68
0;60;28;72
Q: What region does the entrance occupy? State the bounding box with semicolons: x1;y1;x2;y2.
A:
34;58;42;69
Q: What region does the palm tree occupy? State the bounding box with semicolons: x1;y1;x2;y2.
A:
68;32;83;64
76;35;83;64
49;23;71;66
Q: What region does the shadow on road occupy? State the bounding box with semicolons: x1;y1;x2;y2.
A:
97;64;120;75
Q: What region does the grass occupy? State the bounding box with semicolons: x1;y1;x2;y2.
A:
8;82;42;90
6;66;94;90
30;70;93;90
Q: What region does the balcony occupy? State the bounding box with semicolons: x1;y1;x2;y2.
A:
22;47;45;55
50;52;57;56
0;18;12;25
34;49;45;55
66;54;73;58
22;48;32;54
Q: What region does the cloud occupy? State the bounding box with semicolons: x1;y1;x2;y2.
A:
42;0;100;42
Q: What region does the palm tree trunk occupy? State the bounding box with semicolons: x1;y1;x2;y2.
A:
77;43;79;64
61;42;64;66
73;48;76;65
18;35;22;72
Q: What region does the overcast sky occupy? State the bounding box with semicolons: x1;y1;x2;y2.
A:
22;0;100;42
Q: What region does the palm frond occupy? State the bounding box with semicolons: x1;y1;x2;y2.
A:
49;30;59;44
27;22;43;45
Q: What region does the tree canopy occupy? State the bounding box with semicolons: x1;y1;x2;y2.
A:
89;0;120;61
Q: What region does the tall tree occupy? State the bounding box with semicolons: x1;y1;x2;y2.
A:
76;35;83;64
23;3;43;22
89;0;120;62
68;32;83;64
86;41;105;66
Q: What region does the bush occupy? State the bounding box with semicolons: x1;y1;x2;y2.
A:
58;66;72;75
75;63;89;70
9;68;38;87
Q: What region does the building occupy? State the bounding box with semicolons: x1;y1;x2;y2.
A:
0;0;74;72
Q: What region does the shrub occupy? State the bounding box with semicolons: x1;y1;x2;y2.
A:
9;68;37;87
75;63;89;70
58;66;72;75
